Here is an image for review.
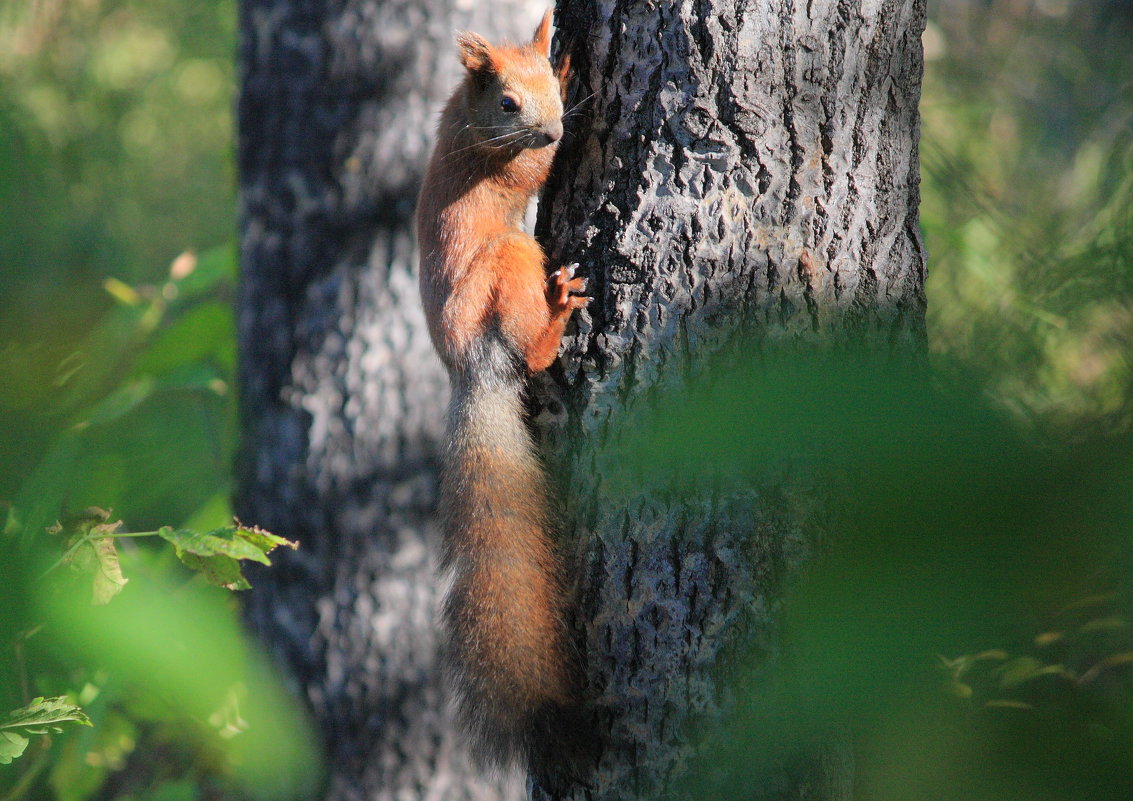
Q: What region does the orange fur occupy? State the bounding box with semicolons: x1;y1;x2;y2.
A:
415;10;590;782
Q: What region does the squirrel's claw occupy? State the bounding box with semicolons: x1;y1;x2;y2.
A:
548;264;589;312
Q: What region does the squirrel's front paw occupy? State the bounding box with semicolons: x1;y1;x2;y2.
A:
548;264;591;313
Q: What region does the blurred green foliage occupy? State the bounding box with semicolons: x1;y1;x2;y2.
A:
615;348;1133;800
0;251;320;801
0;2;324;798
922;1;1133;429
1;246;238;539
0;0;236;356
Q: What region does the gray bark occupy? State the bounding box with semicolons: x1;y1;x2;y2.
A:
234;2;540;799
535;0;926;798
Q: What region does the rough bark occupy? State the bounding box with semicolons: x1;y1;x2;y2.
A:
234;2;540;799
535;0;927;798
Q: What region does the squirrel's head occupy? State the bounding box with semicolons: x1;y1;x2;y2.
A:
456;10;567;150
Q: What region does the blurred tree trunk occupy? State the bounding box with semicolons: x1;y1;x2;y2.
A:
233;2;538;799
535;0;927;798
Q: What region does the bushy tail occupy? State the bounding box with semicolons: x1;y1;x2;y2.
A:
439;342;589;783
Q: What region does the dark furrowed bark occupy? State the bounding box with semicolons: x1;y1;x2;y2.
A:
534;1;927;798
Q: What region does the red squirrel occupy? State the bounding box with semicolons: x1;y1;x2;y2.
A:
415;10;590;780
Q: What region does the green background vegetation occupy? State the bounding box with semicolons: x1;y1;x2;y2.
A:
0;1;1130;799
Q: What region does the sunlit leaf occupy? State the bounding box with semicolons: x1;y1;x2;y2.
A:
50;507;129;604
86;535;129;605
1078;652;1133;685
984;699;1033;710
157;523;297;590
157;524;295;564
170;244;237;302
971;650;1010;661
994;657;1067;690
947;680;973;699
1060;595;1119;614
1078;616;1130;634
103;277;142;306
0;697;92;764
0;730;29;765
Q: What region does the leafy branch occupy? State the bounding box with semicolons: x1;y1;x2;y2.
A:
940;593;1133;711
0;698;91;766
45;507;297;602
3;507;298;768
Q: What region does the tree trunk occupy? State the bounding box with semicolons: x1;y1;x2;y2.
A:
535;0;926;798
234;2;539;799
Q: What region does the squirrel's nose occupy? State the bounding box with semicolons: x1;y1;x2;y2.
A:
542;120;563;143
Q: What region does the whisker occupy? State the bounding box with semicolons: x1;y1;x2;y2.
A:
442;128;530;160
480;130;530;148
564;90;598;117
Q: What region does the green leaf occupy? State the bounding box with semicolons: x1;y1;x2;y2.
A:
0;697;91;764
993;656;1074;690
230;523;298;557
1078;616;1130;634
985;699;1034;710
80;376;156;428
1060;593;1117;614
169;244;237;302
946;680;973;699
50;508;130;604
1078;652;1133;685
157;524;297;590
177;551;251;591
0;730;29;764
14;432;82;549
54;300;163;417
152;362;228;394
87;535;129;605
132;301;234;378
994;656;1046;690
971;649;1010;662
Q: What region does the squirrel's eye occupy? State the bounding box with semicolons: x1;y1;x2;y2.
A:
500;95;520;113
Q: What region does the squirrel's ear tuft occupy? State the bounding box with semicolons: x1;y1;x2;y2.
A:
532;8;553;58
555;52;571;101
457;32;495;73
